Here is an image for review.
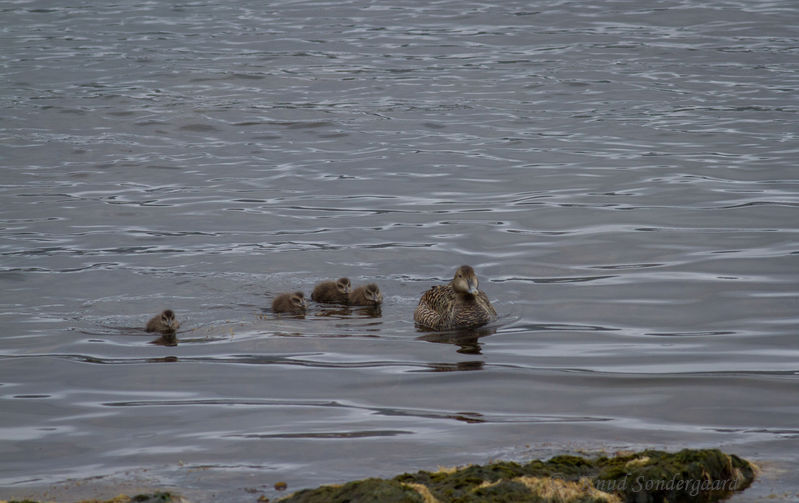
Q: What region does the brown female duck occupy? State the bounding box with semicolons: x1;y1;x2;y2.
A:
272;291;308;314
414;265;496;330
311;277;351;304
146;309;180;334
348;283;383;306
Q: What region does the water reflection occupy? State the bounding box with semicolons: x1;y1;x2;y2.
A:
260;310;306;320
315;306;383;318
259;305;382;319
148;356;178;363
231;430;411;439
423;361;485;372
149;332;177;346
417;326;497;355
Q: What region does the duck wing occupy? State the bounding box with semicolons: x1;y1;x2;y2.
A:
414;285;456;329
476;290;497;317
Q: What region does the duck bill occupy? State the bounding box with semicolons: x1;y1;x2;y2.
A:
467;280;478;295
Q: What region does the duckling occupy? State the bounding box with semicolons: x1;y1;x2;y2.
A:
414;265;497;330
272;291;308;314
348;283;383;306
311;277;351;304
146;309;180;334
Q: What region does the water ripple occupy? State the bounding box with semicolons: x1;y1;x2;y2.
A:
2;0;799;496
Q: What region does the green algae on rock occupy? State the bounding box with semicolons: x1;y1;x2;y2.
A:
593;448;756;503
277;478;425;503
279;448;756;503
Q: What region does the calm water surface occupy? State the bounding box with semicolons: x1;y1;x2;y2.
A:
1;0;798;501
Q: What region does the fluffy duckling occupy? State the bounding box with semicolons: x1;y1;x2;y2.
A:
311;277;351;304
146;309;180;334
272;291;308;314
414;265;496;330
348;283;383;306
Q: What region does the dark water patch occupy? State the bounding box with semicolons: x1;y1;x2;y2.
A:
124;229;218;237
718;200;799;209
494;275;617;284
417;361;485;372
230;73;264;80
107;110;138;117
316;132;350;138
1;353;430;370
135;120;169;126
0;271;29;281
143;164;183;170
500;323;620;333
279;120;335;130
231;430;411;439
589;263;664;270
0;263;121;273
179;124;220;132
647;331;737;337
98;397;611;426
712;427;799;438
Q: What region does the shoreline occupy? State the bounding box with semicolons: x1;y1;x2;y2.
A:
2;448;758;503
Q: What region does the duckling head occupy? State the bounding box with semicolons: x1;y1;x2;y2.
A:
451;265;479;295
365;283;383;303
336;277;352;295
161;309;180;332
291;292;308;310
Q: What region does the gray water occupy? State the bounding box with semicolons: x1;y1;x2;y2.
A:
1;0;798;501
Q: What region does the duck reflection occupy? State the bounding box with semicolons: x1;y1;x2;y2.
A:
147;356;179;363
425;361;485;372
149;332;178;346
416;325;497;355
316;305;383;318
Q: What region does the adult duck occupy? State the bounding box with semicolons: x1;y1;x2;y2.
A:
414;265;496;330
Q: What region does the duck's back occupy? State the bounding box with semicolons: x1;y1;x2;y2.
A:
311;282;348;303
414;285;496;330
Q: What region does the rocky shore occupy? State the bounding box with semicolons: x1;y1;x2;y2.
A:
3;448;756;503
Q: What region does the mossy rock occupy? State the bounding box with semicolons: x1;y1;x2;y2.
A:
282;478;424;503
593;449;757;503
278;449;756;503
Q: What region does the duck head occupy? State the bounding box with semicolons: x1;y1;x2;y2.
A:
161;309;180;332
451;265;479;295
291;292;308;310
336;277;352;295
365;283;383;303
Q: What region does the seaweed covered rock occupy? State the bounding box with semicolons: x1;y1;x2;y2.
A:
278;449;756;503
594;449;757;503
281;478;425;503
